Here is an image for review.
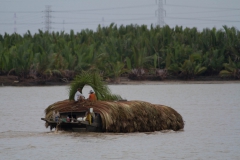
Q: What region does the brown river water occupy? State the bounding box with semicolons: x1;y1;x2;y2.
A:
0;83;239;160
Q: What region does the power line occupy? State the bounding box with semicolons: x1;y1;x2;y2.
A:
14;13;43;19
1;4;239;14
0;22;42;25
167;21;237;26
165;4;240;10
52;4;155;12
166;16;240;23
0;4;155;14
52;17;156;24
0;11;43;13
53;13;154;17
167;9;239;15
1;2;240;35
185;14;240;19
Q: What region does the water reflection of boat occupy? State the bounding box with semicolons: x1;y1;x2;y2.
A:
41;99;184;133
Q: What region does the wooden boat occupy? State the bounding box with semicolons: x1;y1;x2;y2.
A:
41;99;184;132
41;108;102;132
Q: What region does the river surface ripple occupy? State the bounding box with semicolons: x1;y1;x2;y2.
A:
0;84;239;160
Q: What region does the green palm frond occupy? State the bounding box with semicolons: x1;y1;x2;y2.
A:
69;71;123;101
194;65;207;75
43;69;62;77
219;70;232;77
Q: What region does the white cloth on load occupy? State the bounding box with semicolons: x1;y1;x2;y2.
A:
74;91;84;101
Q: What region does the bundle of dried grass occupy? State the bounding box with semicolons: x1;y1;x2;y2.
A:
44;99;184;132
45;72;184;132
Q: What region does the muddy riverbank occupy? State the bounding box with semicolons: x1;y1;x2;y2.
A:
0;75;239;86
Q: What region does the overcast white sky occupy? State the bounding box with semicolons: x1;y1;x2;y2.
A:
1;0;240;35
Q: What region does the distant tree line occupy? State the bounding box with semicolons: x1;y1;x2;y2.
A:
0;23;240;83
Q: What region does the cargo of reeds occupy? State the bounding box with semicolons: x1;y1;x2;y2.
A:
44;99;184;132
43;72;184;132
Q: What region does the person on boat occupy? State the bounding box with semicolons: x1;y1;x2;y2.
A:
74;88;85;101
52;111;60;122
88;90;97;101
85;108;95;124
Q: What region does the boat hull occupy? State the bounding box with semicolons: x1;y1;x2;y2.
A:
41;116;102;132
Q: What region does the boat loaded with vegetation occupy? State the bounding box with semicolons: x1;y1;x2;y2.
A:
41;72;184;132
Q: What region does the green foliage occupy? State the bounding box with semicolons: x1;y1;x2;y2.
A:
219;57;240;79
69;71;123;101
0;25;240;80
179;53;207;79
202;49;225;74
